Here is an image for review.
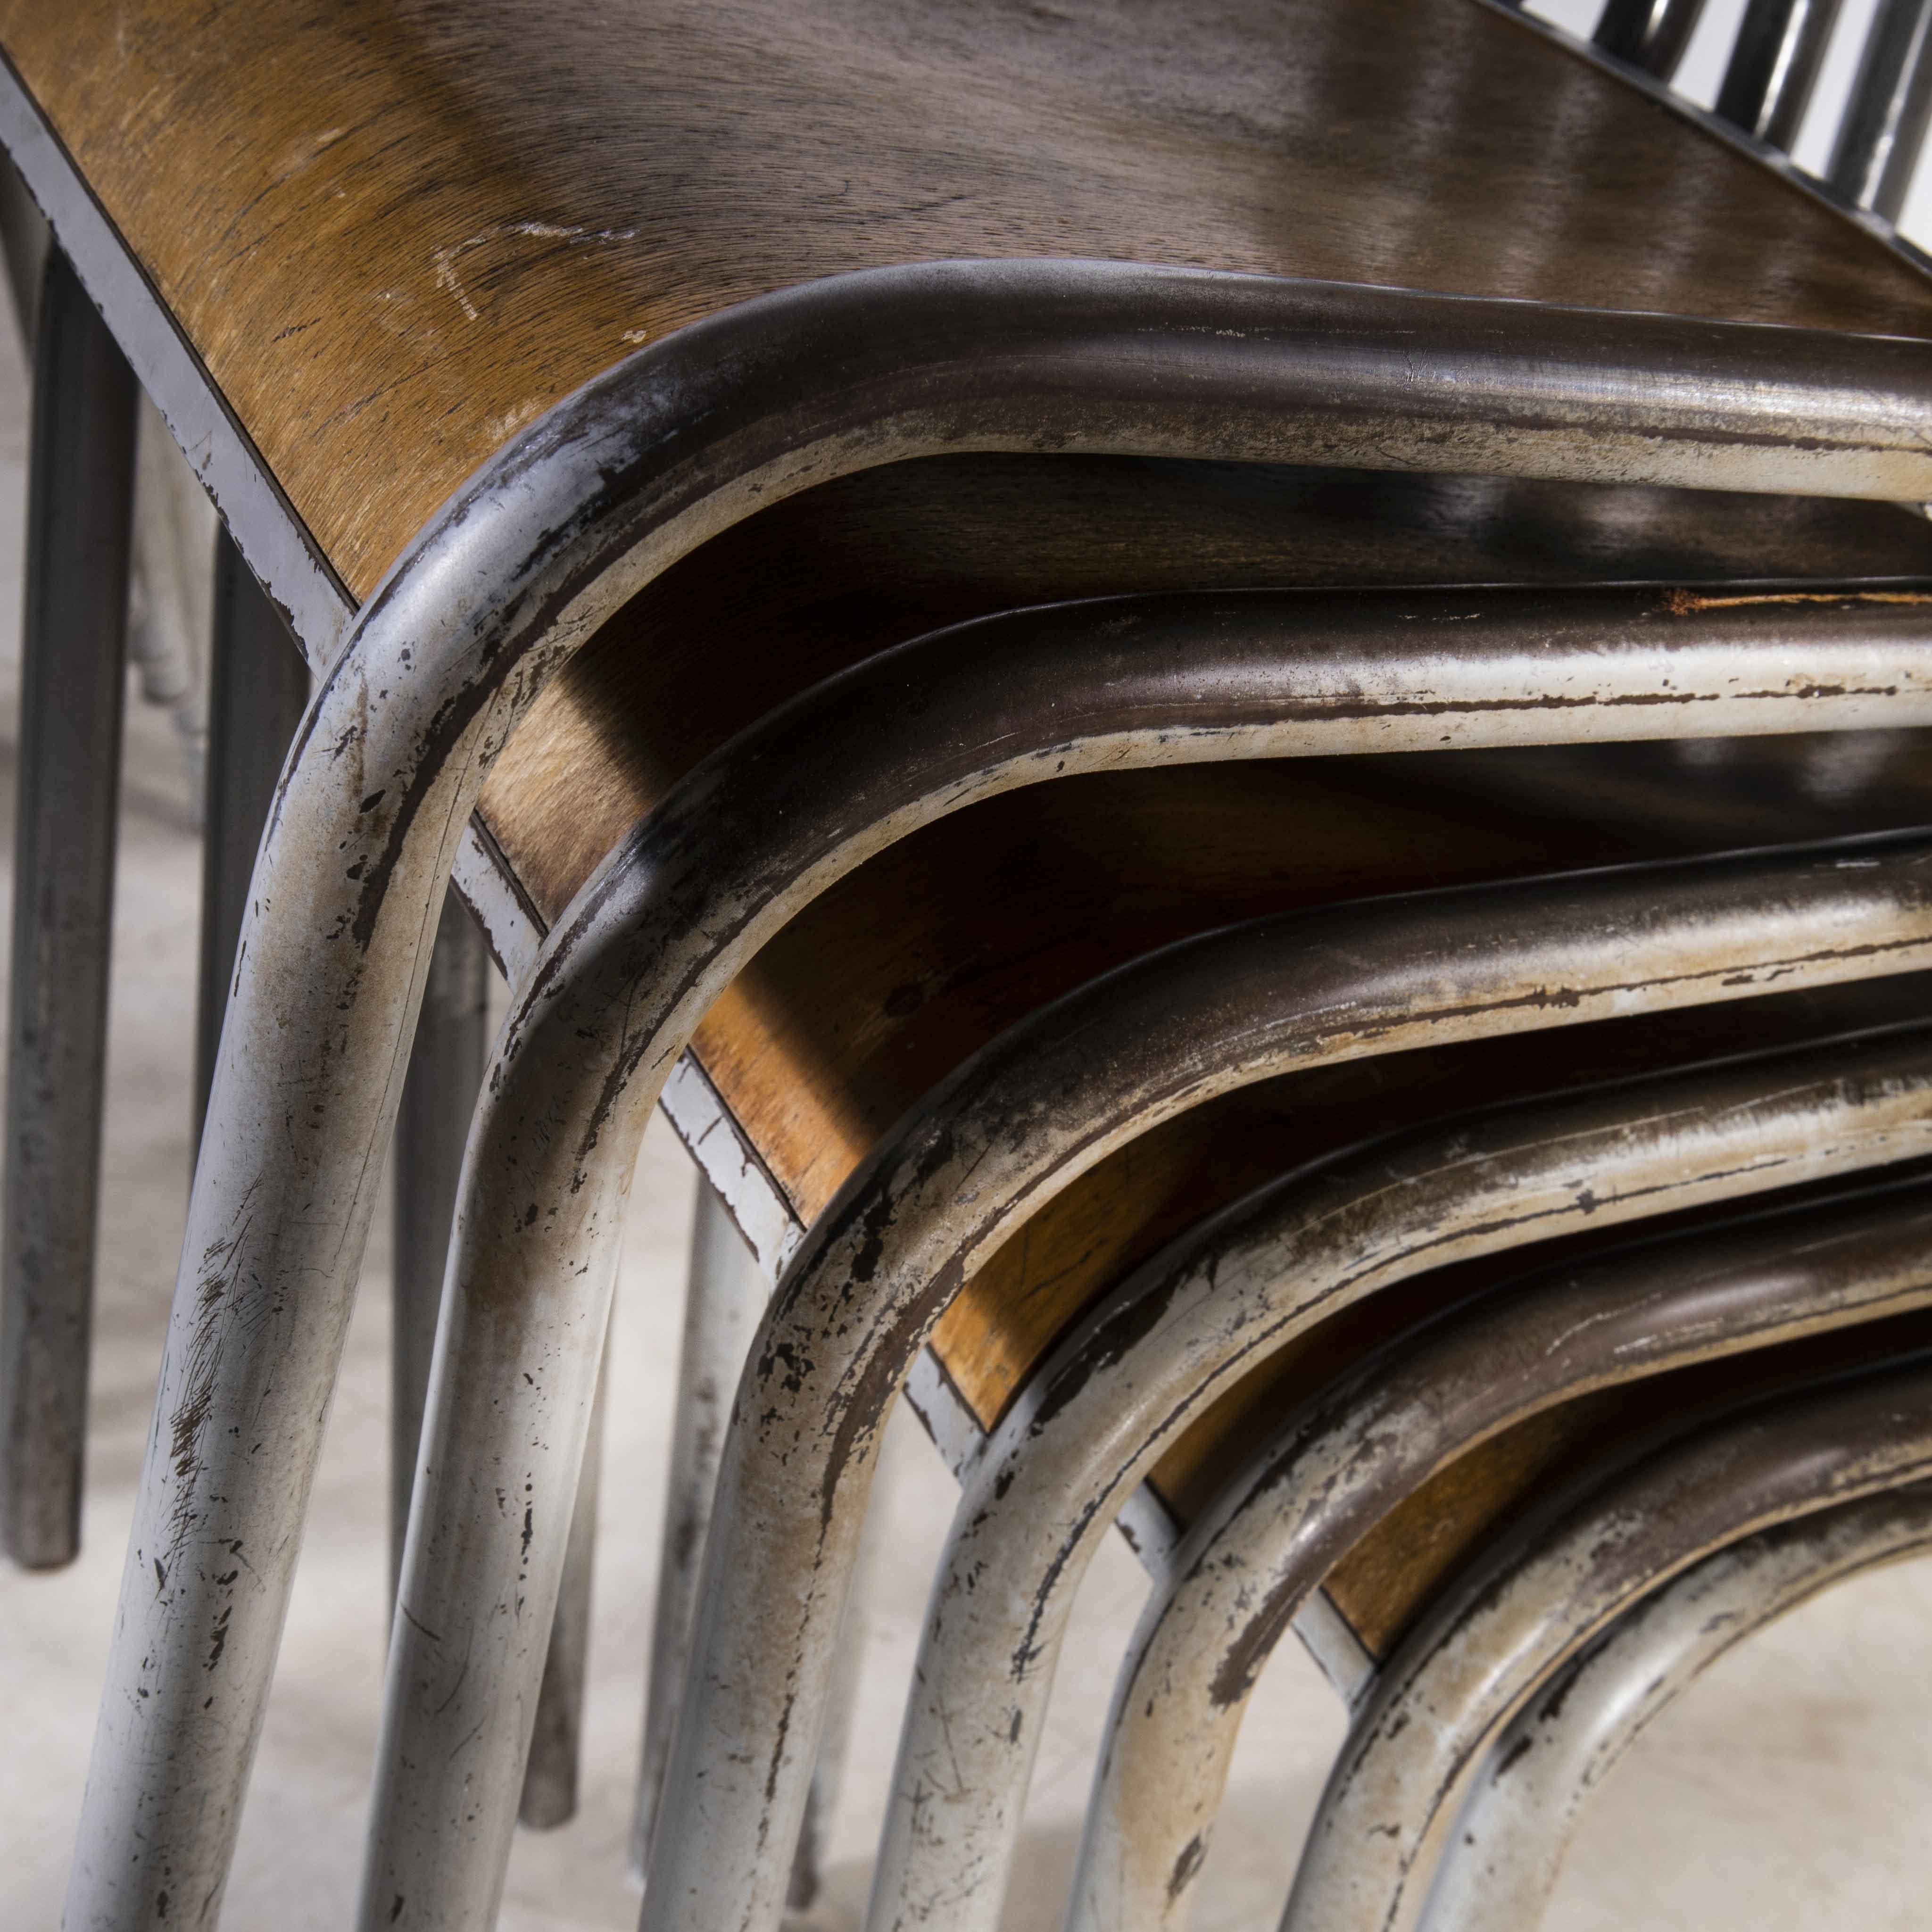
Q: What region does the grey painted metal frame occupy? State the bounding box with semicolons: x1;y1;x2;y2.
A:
389;894;492;1592
193;527;309;1143
1281;1353;1932;1932
631;1183;771;1870
60;259;1932;1931
371;781;1932;1932
1716;0;1843;147
1067;1179;1932;1932
626;1182;891;1901
1828;0;1932;222
1593;0;1709;78
1420;1484;1932;1932
866;1033;1932;1932
0;244;134;1570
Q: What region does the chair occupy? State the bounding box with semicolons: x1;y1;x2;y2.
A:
3;2;1931;1928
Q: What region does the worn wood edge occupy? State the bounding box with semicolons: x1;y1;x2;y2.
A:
0;59;551;989
0;46;353;660
1476;0;1932;290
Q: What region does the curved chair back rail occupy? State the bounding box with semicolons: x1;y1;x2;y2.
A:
373;804;1932;1932
1281;1352;1932;1932
1419;1482;1932;1932
74;260;1932;1931
1069;1177;1932;1932
862;1029;1932;1932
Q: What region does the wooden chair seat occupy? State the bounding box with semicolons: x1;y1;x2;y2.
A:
18;3;1932;1921
8;0;1932;605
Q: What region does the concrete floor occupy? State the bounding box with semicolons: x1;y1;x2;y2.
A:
3;290;1932;1932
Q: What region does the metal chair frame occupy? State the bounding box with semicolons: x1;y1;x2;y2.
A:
1421;1482;1932;1932
373;810;1932;1932
1069;1176;1932;1932
1281;1351;1932;1932
865;1030;1932;1932
35;259;1930;1929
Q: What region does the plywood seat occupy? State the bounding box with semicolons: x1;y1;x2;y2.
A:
8;0;1932;608
20;5;1932;1921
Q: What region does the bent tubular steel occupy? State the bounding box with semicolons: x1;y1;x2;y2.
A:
1;245;135;1569
1282;1355;1932;1932
633;1185;769;1872
194;529;310;1144
74;259;1932;1930
867;1037;1932;1932
369;812;1932;1932
1716;0;1842;147
1421;1484;1932;1932
1067;1180;1932;1932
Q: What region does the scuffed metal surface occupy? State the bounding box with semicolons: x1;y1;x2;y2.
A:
1071;1180;1932;1932
1284;1357;1932;1932
60;254;1932;1932
1422;1484;1932;1932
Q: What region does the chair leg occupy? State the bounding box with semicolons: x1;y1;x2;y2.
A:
519;1329;610;1830
389;893;491;1593
632;1182;768;1874
192;527;308;1148
787;1451;886;1914
627;1180;877;1893
0;245;135;1570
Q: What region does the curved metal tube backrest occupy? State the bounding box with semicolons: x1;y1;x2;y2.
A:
76;260;1932;1929
862;1030;1932;1932
1067;1178;1932;1932
1419;1483;1932;1932
374;812;1932;1932
1280;1354;1932;1932
360;567;1932;1932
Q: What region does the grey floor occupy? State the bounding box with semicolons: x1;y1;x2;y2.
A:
8;70;1932;1926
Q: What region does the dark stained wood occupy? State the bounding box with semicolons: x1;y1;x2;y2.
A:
4;0;1931;597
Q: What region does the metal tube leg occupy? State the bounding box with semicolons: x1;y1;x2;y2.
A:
193;527;309;1148
1593;0;1710;77
788;1448;887;1914
519;1330;611;1830
627;1182;883;1892
1827;0;1932;221
390;894;491;1593
1714;0;1843;148
0;246;136;1570
1421;1489;1932;1932
631;1183;768;1875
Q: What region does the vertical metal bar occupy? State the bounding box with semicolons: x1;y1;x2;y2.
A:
1827;0;1932;221
631;1182;768;1876
518;1332;610;1830
388;892;491;1593
786;1470;886;1913
0;248;136;1570
192;528;308;1147
1715;0;1844;147
1593;0;1711;77
0;149;49;353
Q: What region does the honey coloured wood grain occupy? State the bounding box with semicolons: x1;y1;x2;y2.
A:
6;0;1932;596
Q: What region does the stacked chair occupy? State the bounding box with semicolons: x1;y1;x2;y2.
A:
7;0;1932;1928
